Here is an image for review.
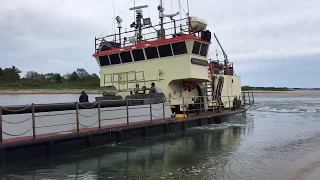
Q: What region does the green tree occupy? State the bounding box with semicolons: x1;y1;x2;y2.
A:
2;66;21;82
44;73;55;81
76;68;90;79
53;73;62;84
69;71;80;82
0;68;4;83
25;71;41;80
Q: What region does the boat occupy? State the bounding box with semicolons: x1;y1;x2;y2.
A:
92;2;247;115
0;0;254;165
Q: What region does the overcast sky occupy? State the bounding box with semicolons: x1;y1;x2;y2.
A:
1;0;319;88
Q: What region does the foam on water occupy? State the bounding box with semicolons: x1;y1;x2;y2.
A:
256;106;318;113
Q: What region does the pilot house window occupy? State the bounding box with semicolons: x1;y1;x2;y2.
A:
99;55;110;66
158;44;173;57
120;51;132;63
132;49;145;61
145;47;159;59
172;41;187;55
109;54;121;65
200;43;208;56
192;41;201;54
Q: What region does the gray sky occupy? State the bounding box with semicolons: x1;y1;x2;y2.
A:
1;0;319;88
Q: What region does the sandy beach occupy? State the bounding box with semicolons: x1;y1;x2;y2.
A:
0;89;103;95
303;165;320;180
243;90;316;94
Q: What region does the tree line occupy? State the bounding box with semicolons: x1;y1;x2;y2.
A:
0;66;100;89
241;86;290;91
0;66;294;90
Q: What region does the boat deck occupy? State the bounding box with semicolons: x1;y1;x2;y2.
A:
0;94;254;165
0;109;236;145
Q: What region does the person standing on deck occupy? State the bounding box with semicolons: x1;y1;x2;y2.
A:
79;91;89;102
134;84;140;94
149;82;163;93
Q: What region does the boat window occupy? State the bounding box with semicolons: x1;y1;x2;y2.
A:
145;47;159;59
200;43;208;56
158;44;173;57
120;51;132;63
99;55;110;66
172;41;187;55
132;49;145;61
192;41;201;54
109;53;121;65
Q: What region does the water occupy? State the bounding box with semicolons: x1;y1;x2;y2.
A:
1;91;320;180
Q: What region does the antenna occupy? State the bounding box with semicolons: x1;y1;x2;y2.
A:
129;4;149;44
116;16;123;46
178;0;182;32
113;0;116;43
157;1;165;39
164;12;179;36
129;5;148;10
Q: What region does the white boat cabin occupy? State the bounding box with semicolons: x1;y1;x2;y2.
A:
92;3;242;111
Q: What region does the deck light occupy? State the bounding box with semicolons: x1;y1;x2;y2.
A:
157;5;164;12
143;18;152;26
116;16;123;24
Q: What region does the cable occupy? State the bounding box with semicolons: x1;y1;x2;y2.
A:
171;0;173;34
113;0;116;40
98;0;134;38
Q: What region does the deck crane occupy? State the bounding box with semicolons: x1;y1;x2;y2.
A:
214;33;229;75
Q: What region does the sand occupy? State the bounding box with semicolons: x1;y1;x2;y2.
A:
243;90;316;94
0;89;103;95
303;165;320;180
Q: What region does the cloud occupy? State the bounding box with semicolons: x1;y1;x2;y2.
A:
0;0;319;87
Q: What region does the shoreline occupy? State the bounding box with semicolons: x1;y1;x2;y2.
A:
0;89;103;95
302;164;320;180
243;90;316;94
0;89;317;95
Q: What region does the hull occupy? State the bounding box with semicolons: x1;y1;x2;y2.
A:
1;102;172;140
0;107;249;165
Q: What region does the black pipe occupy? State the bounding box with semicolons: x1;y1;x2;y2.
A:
1;100;127;115
1;93;167;115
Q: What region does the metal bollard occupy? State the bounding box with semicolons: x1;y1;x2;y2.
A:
0;107;2;142
76;101;79;132
182;97;185;117
31;103;36;139
98;101;101;129
126;99;129;125
149;99;152;122
162;97;165;120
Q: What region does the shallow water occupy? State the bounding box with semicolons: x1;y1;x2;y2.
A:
0;91;320;180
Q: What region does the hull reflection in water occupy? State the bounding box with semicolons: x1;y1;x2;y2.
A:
0;114;253;180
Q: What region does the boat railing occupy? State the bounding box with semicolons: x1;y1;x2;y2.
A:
242;91;254;105
95;18;189;52
0;94;254;143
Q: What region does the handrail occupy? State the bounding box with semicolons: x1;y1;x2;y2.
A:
0;93;254;142
94;18;190;52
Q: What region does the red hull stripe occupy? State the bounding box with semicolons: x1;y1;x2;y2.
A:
92;34;210;57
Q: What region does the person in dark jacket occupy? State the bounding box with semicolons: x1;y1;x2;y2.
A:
79;91;89;102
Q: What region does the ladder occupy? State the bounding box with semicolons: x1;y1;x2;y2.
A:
205;63;215;107
103;71;147;92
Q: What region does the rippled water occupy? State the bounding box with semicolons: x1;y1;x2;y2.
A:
1;91;320;180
